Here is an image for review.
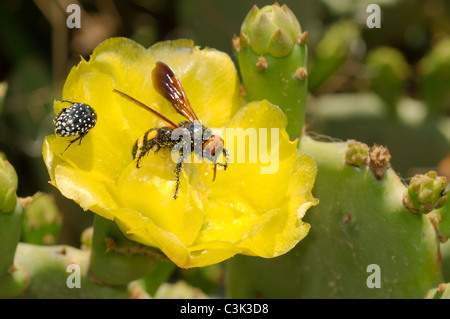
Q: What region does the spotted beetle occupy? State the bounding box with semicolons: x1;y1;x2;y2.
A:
53;100;97;154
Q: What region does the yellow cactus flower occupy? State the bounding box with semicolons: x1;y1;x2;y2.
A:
43;37;318;268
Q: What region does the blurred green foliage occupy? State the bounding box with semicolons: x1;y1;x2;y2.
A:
0;0;449;297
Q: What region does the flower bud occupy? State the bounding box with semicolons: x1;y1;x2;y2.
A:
240;3;302;57
368;145;391;180
403;171;447;214
0;157;18;214
345;140;370;167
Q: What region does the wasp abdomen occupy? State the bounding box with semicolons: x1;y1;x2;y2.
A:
133;126;178;167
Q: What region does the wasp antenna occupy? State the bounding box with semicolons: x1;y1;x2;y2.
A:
212;164;217;182
113;89;179;128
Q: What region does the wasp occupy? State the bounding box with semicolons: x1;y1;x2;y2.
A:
53;100;97;155
114;61;229;199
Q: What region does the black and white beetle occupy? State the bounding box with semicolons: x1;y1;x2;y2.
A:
53;100;97;154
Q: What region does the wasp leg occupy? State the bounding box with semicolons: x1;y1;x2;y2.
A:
61;100;76;104
136;142;162;168
215;148;230;170
61;134;84;155
136;145;154;168
135;145;147;168
136;156;143;169
135;144;154;168
136;140;161;168
174;151;189;199
135;129;161;169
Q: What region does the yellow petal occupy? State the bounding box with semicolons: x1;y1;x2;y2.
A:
43;136;120;220
185;101;317;259
186;246;239;268
236;152;318;257
209;100;298;211
112;208;190;267
191;200;275;247
117;151;204;247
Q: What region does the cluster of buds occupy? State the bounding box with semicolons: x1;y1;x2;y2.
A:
345;141;447;215
345;140;391;180
345;139;370;167
403;171;447;214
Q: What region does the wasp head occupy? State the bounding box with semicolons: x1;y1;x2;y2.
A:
203;135;225;163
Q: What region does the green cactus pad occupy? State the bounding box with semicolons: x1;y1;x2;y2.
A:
425;283;450;299
365;46;410;110
234;42;307;139
308;20;361;93
90;215;167;286
227;136;442;298
21;192;62;245
2;243;143;298
419;37;450;115
0;201;24;277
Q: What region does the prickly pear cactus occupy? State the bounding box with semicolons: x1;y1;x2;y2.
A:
226;3;448;299
21;192;62;245
365;46;411;112
419;37;450;115
0;157;25;298
227;137;444;298
307;19;361;93
232;3;308;139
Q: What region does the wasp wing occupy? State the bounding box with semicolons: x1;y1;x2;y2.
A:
152;61;199;122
